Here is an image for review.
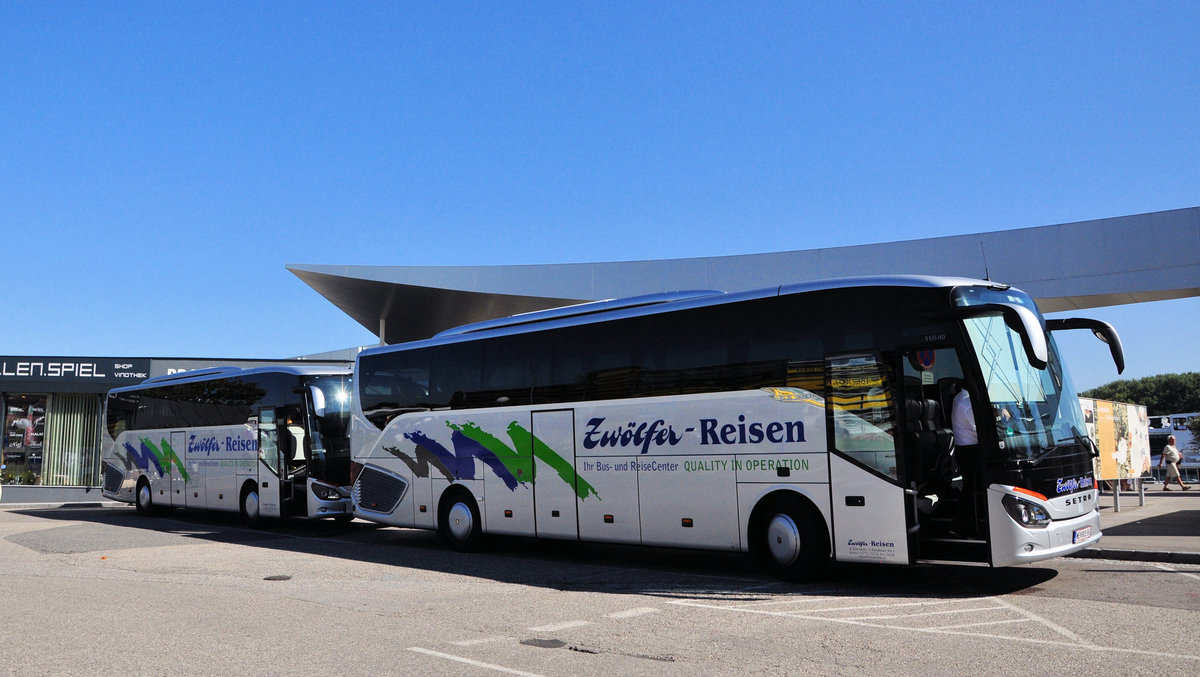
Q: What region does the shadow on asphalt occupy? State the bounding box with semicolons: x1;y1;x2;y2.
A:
12;506;1057;600
1102;510;1200;537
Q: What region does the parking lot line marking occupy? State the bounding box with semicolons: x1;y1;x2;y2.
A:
792;599;960;614
407;647;544;677
843;604;1004;621
529;620;591;632
735;595;842;607
451;637;507;647
665;599;1200;658
987;595;1082;643
924;618;1030;631
1154;563;1200;581
607;607;660;619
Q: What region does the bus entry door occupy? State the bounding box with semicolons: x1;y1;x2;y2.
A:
825;354;912;564
256;410;283;519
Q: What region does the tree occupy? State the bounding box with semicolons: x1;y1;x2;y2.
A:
1081;372;1200;415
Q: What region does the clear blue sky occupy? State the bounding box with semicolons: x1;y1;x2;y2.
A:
2;2;1197;391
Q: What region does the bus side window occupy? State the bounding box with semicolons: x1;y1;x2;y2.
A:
258;409;281;476
827;354;899;480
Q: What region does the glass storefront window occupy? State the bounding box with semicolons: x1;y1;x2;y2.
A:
3;394;47;485
2;393;102;486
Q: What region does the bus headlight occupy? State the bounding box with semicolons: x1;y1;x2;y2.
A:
1002;494;1050;529
311;482;348;501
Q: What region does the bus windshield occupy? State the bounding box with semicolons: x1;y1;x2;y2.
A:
955;288;1089;463
304;375;352;458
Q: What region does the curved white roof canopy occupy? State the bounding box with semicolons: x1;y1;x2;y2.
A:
289;206;1200;345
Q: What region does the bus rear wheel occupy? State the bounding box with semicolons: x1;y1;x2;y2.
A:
749;494;829;581
438;488;483;552
135;478;154;514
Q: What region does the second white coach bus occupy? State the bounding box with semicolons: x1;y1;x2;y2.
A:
349;276;1124;577
102;366;354;523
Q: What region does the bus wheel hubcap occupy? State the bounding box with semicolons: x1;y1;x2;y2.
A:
766;513;801;566
448;502;474;541
244;491;259;520
138;486;150;509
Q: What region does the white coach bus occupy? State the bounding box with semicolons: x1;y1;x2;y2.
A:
102;366;354;524
349;276;1124;578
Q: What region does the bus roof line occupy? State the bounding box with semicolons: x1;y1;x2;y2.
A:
363;275;1002;356
434;289;727;338
141;366;244;384
116;365;352;392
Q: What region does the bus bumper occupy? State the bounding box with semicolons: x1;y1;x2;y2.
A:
311;497;353;517
306;479;354;519
987;486;1102;567
306;491;353;518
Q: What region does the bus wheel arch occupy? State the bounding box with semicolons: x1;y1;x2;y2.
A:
240;480;262;527
437;486;484;552
135;476;153;514
748;490;830;580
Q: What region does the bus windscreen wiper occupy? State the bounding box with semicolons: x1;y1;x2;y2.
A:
1072;425;1099;458
1021;427;1094;467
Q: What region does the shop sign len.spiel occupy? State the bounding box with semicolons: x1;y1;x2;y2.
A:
0;357;151;389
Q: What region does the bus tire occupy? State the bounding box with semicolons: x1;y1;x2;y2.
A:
240;482;263;528
437;488;483;552
749;493;830;581
135;478;154;515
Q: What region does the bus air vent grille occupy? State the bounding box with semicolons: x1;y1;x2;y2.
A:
103;464;124;494
353;465;408;515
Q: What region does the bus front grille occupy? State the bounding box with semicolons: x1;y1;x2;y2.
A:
103;463;124;494
353;465;408;515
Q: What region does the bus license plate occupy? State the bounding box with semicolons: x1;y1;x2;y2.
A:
1072;526;1092;544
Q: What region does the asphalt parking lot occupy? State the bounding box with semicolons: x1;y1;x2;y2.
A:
2;506;1198;676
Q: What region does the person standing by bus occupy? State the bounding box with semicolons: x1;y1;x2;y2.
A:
1159;435;1190;490
951;387;980;533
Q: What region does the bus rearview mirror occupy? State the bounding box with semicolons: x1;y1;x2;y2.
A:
310;386;327;418
948;303;1049;371
1045;318;1125;374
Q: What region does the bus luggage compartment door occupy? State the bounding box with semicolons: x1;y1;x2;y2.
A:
169;431;187;508
532;410;578;540
479;411;535;536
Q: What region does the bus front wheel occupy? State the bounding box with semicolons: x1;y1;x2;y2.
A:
240;483;262;527
749;494;829;581
437;488;483;552
135;478;153;514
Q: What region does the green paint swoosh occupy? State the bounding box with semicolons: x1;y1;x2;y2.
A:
506;422;599;501
159;439;189;481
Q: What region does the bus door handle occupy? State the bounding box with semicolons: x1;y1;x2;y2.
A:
845;496;865;507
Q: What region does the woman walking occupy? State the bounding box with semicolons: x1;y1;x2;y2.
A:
1159;435;1190;490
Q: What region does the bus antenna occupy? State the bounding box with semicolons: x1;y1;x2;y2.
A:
980;241;991;281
